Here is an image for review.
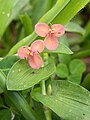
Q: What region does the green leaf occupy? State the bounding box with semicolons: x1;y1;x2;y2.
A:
0;70;39;120
0;109;11;120
82;73;90;91
8;0;70;55
8;0;90;55
65;22;85;35
68;73;82;84
58;54;71;65
32;80;90;120
0;0;14;37
52;0;90;24
31;0;53;24
56;63;69;78
0;55;19;75
68;59;86;84
69;59;86;74
44;41;73;54
20;13;33;36
39;0;70;23
6;60;56;90
0;87;3;94
0;0;29;37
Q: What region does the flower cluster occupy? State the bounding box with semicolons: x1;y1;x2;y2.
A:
18;23;65;69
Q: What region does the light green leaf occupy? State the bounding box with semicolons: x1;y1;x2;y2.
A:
32;80;90;120
56;63;69;78
0;0;14;37
69;59;86;74
52;0;90;24
0;109;11;120
68;73;82;84
44;41;73;54
6;60;56;90
65;22;85;35
0;0;29;37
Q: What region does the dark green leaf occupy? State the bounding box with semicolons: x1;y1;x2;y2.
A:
82;73;90;91
0;109;11;120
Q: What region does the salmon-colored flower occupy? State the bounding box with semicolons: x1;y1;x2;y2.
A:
18;40;44;69
35;23;65;50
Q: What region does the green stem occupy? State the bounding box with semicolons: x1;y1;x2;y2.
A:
72;49;90;58
41;80;52;120
41;53;52;120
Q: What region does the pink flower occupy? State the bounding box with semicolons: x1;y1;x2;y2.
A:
18;40;44;69
35;23;65;50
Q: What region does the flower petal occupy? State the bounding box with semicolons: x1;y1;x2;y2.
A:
44;35;58;50
17;46;30;59
35;23;49;37
29;52;43;69
51;24;65;37
31;40;44;53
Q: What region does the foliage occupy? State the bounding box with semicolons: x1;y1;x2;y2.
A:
0;0;90;120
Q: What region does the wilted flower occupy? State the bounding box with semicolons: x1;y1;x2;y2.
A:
35;23;65;50
18;40;44;69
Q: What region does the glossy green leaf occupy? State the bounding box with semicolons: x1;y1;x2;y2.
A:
0;109;11;120
65;22;85;35
0;0;29;37
69;59;86;74
6;60;56;90
44;41;73;54
32;80;90;120
56;63;69;78
20;13;33;36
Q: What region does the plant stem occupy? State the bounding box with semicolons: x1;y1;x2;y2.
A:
41;53;52;120
41;80;52;120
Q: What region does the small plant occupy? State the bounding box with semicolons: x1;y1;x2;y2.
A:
0;0;90;120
